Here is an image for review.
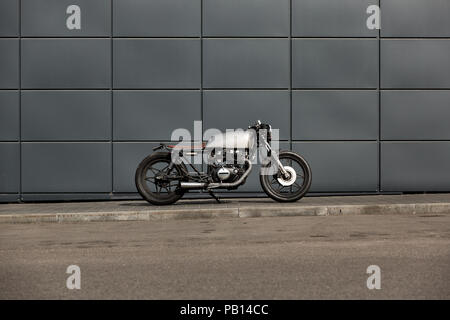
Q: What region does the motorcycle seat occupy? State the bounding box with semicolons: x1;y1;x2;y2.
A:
167;142;206;151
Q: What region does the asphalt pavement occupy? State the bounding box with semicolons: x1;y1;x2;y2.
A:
0;214;449;299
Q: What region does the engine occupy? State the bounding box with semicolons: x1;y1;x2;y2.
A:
209;164;246;183
207;148;248;183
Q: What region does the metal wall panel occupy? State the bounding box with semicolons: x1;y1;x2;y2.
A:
381;91;450;140
381;142;450;191
21;39;111;89
203;91;290;140
113;39;201;89
292;0;378;37
21;0;111;36
293;142;378;192
292;91;378;140
22;143;111;192
382;0;450;37
113;0;200;36
203;39;289;88
0;194;19;203
0;91;19;141
0;0;19;36
1;1;450;201
292;39;378;88
113;142;160;192
381;40;450;88
21;193;111;202
0;39;19;88
21;91;111;141
0;143;20;193
113;91;201;140
203;0;289;36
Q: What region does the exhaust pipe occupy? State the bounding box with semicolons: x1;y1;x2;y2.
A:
179;159;252;190
208;159;252;189
180;182;206;189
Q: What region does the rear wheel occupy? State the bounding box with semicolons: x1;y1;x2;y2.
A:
260;151;312;202
135;152;185;205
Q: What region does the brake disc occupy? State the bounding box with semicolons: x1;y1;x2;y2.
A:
277;166;297;186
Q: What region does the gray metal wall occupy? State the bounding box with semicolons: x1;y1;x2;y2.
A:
1;0;450;202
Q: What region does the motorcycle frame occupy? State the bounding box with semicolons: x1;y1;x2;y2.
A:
151;130;287;190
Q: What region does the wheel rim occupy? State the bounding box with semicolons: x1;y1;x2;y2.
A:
141;159;180;198
264;156;307;198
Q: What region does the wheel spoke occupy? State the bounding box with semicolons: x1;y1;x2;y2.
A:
160;164;170;174
149;167;159;175
142;160;182;196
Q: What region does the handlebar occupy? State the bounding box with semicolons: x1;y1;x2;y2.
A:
248;120;271;132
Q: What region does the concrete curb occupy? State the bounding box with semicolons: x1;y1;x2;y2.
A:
1;202;450;223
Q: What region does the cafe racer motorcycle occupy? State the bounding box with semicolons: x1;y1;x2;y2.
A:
135;121;312;205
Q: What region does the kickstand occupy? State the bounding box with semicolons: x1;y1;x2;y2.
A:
208;190;221;203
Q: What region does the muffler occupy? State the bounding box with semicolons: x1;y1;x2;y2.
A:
180;182;207;189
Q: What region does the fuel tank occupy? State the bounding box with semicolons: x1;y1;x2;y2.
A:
206;130;255;149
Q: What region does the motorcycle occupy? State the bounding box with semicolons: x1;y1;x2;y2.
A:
135;121;312;205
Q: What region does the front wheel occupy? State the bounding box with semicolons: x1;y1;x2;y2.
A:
260;151;312;202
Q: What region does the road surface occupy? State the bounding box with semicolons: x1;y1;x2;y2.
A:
0;214;449;299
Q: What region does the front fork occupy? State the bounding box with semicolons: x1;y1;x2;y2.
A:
260;135;288;178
